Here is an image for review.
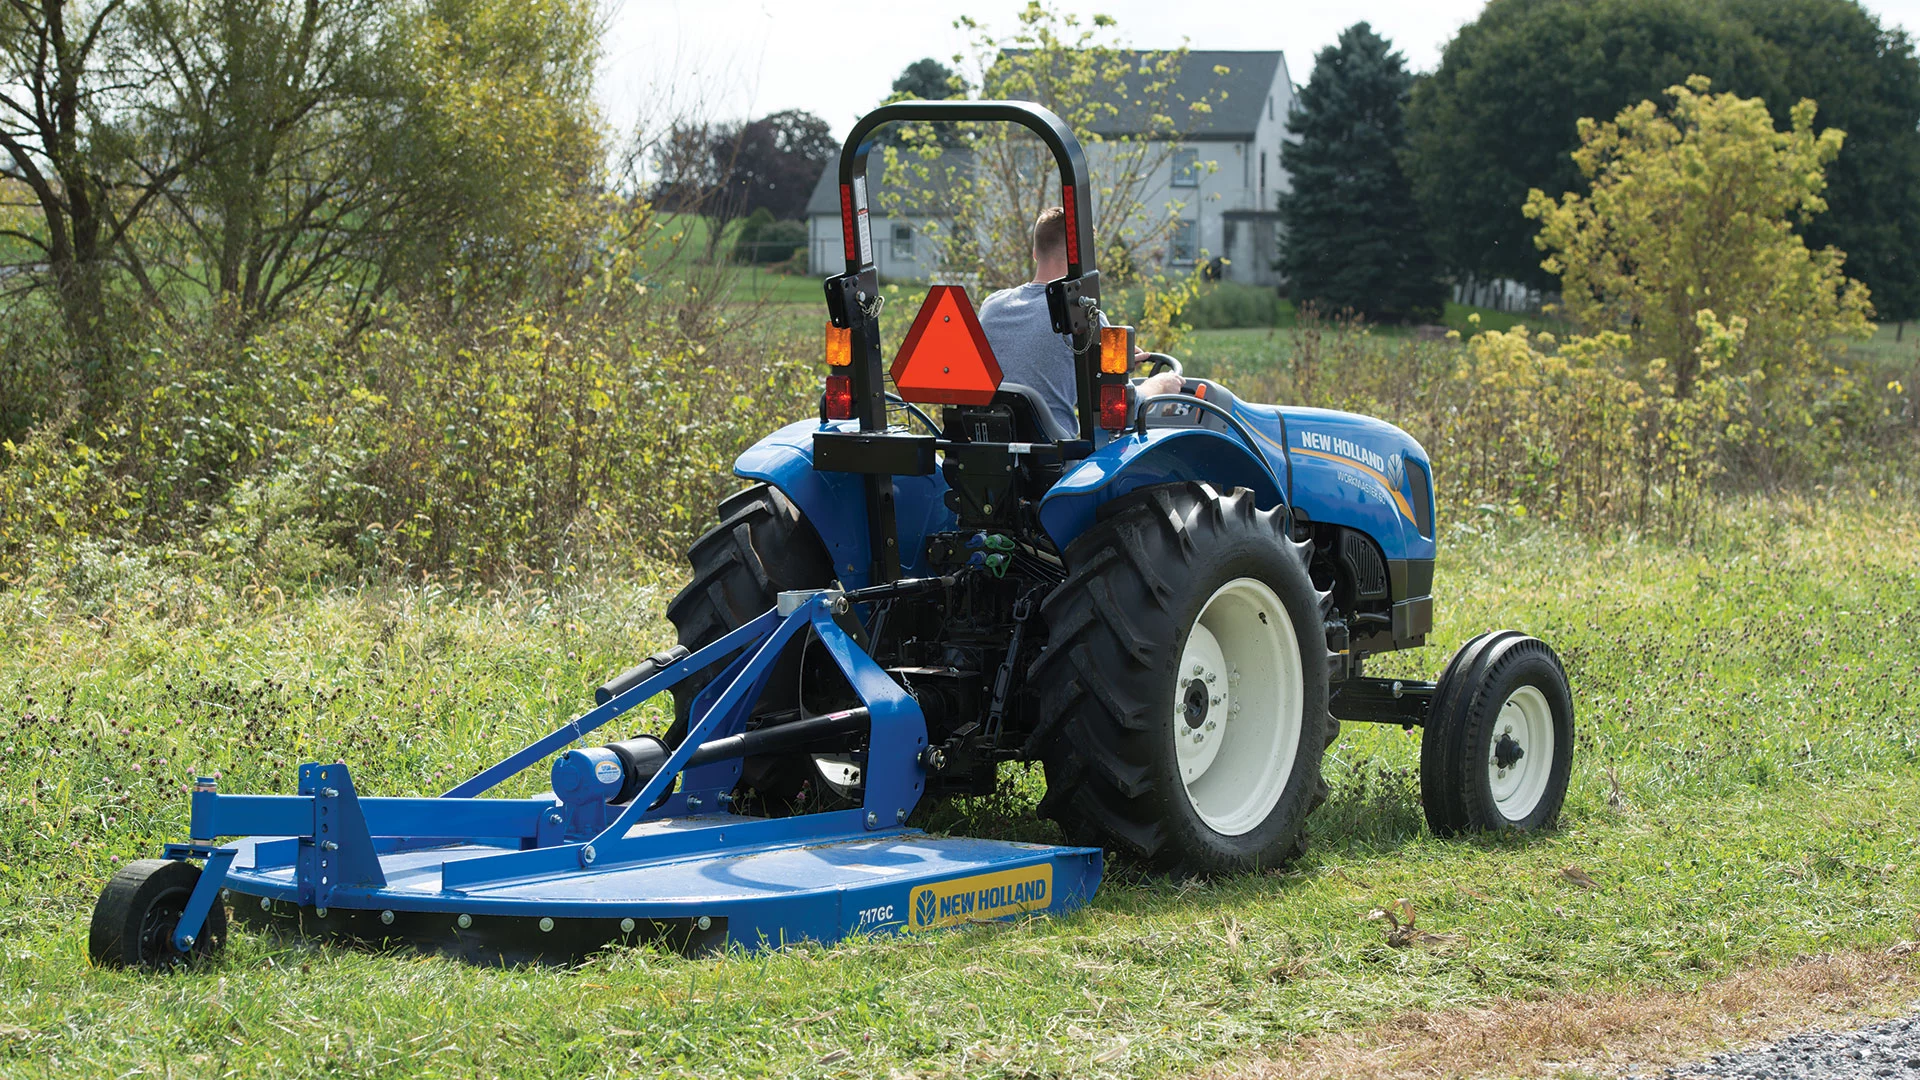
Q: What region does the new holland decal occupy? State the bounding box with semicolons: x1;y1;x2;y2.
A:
1293;429;1419;525
1297;430;1388;473
906;865;1052;930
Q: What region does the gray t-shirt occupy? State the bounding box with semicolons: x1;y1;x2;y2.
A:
976;282;1081;437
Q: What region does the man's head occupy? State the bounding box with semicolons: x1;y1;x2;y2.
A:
1031;206;1068;283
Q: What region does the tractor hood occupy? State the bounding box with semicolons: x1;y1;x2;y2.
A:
1260;404;1435;563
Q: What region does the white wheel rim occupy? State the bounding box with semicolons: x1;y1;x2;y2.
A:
1488;684;1554;821
1172;577;1302;836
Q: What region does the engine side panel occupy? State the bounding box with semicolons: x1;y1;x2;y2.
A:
733;419;956;588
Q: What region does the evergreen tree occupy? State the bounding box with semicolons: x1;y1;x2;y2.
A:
891;58;960;101
1279;24;1445;323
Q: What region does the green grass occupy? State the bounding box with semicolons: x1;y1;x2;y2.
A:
3;493;1918;1076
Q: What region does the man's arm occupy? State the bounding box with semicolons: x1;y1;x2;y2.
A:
1136;371;1184;399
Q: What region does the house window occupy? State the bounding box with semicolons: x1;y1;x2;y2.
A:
892;222;913;258
1223;220;1238;252
1268;97;1274;121
1172;148;1200;188
1170;220;1197;265
1260;151;1267;195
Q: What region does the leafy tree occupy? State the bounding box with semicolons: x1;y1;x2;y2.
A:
1733;0;1920;323
0;0;154;388
1523;77;1872;400
135;0;602;322
652;109;833;254
1406;0;1920;320
892;57;960;100
881;57;964;148
1279;22;1444;323
0;0;603;360
882;3;1222;347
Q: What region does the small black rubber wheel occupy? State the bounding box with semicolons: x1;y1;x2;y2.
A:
665;484;839;813
1420;631;1575;836
1033;482;1334;875
88;859;228;969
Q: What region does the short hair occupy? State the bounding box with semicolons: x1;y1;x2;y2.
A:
1032;206;1067;260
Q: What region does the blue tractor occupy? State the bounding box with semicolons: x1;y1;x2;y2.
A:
665;100;1575;874
87;102;1573;968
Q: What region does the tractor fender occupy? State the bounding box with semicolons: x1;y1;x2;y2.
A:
733;419;954;589
1036;427;1287;550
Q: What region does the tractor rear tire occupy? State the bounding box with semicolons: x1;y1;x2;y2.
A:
1420;631;1574;836
666;484;836;813
1033;482;1334;876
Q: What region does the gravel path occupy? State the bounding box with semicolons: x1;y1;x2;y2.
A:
1636;1014;1920;1079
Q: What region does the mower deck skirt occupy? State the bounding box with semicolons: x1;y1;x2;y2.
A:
218;821;1102;961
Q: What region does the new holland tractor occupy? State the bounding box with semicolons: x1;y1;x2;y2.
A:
89;101;1572;967
668;99;1575;876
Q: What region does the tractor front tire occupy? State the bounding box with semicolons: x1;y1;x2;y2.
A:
1034;482;1333;876
666;484;837;812
1420;631;1574;836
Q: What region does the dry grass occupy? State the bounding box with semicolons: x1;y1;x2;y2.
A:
1208;948;1920;1080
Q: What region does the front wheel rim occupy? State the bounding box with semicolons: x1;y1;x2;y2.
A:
1487;684;1555;821
1171;577;1303;836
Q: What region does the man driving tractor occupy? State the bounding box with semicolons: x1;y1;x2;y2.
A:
977;206;1184;434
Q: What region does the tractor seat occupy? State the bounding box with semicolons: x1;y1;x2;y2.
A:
944;382;1078;445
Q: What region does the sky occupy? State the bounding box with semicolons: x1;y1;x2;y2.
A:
600;0;1920;140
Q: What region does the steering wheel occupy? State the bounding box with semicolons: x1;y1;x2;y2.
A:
1139;352;1183;379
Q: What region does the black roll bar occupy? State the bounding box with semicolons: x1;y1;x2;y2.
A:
823;101;1105;585
836;100;1096;281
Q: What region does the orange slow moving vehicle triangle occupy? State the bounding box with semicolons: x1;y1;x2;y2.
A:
889;285;1005;405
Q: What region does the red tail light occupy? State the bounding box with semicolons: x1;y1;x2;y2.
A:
824;375;853;420
1099;383;1128;431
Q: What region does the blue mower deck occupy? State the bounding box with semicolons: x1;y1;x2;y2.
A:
220;825;1099;962
130;588;1104;963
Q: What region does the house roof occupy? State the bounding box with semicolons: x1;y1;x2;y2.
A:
1001;49;1285;142
804;50;1286;217
803;149;974;218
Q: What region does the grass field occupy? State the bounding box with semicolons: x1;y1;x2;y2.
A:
3;492;1918;1078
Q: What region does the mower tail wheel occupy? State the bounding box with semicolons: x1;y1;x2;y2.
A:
88;859;227;969
1034;482;1332;876
1420;631;1574;836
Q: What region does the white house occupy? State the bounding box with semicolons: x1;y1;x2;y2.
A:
806;50;1296;286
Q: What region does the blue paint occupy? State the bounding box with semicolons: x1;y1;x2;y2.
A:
1273;405;1436;563
149;591;1102;954
1037;427;1287;547
734;420;955;588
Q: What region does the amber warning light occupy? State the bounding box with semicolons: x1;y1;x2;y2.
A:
824;323;851;367
1100;326;1131;375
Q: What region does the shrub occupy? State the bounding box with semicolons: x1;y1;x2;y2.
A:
1204;312;1915;535
1181;282;1288;330
731;208;808;265
1524;79;1873;402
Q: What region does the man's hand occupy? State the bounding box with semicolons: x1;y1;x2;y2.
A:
1137;371;1184;399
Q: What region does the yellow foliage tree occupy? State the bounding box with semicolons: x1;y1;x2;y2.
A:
1523;76;1873;401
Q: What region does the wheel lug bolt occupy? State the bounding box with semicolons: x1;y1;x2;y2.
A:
1192;664;1204;676
1204;720;1216;731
